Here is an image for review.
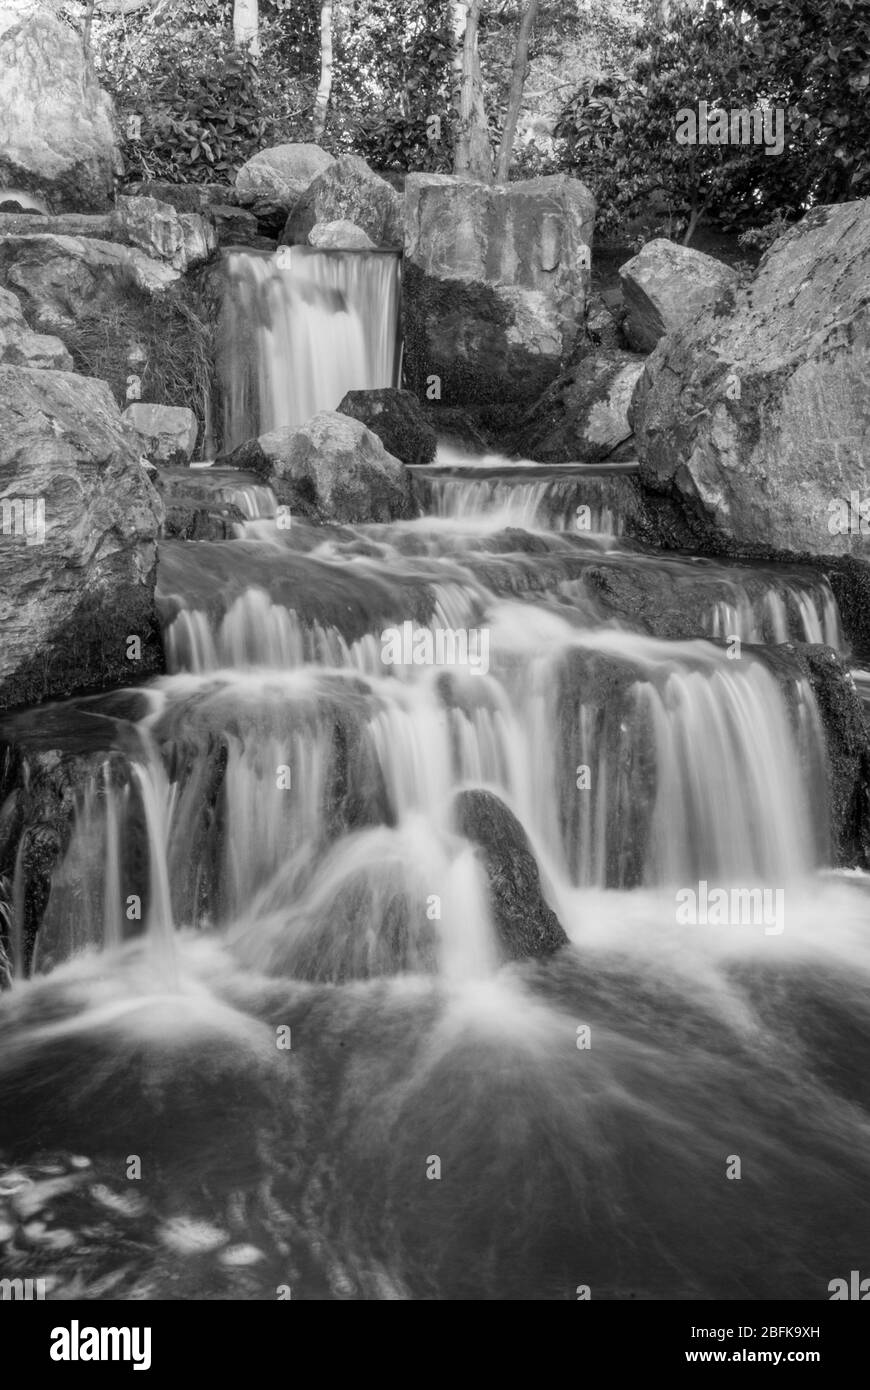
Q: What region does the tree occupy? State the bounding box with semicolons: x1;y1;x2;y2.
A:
313;0;334;139
556;1;807;243
233;0;260;56
453;0;492;179
725;0;870;203
494;0;539;181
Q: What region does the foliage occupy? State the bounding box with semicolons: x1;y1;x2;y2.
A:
556;3;810;243
556;0;870;243
724;0;870;203
324;0;456;169
737;209;795;253
95;3;318;185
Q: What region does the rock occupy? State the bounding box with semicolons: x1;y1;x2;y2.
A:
618;238;738;352
234;144;335;230
424;406;490;455
515;349;645;462
0;285;72;369
0;234;179;331
337;388;436;466
111;197;215;273
210;205;262;248
403;173;595;409
124;182;238;213
221;411;416;524
308;219;376;250
0;366;163;710
0;211;112;238
179;212;217;269
584;290;626;350
630;200;870;557
282;155;403;249
452;789;569;961
122;403;199;465
0;13;121;211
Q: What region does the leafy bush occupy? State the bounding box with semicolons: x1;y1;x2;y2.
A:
557;0;866;243
97;14;314;186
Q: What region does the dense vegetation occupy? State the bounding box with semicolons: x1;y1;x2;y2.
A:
62;0;870;244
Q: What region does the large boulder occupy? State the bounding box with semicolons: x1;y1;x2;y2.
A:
234;143;335;230
308;219;376;250
0;366;163;710
122;402;199;466
0;233;179;331
618;239;738;352
403;173;595;409
282;155;403;249
222;411;416;524
0;12;121;212
515;349;645;462
452;789;568;961
111;196;216;273
0;285;72;370
337;388;437;467
631;200;870;557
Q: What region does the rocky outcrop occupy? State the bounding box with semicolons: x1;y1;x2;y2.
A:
0;366;164;711
111;197;216;273
0;285;72;369
403;173;595;409
282;155;403;249
515;349;645;461
452;789;568;961
337;388;437;467
0;12;121;212
234;143;335;231
122;403;199;466
308;219;375;250
221;411;416;524
0;234;179;331
631;200;870;557
619;239;738;352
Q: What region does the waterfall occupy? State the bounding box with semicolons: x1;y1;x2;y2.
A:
217;247;402;453
2;253;869;1305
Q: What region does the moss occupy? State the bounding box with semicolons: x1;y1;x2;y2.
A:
58;274;218;458
402;261;559;409
0;577;164;715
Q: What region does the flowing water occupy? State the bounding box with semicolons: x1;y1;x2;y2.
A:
216;248;402;453
1;252;868;1302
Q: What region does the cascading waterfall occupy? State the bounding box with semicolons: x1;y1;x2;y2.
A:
217;247;401;452
1;264;869;1304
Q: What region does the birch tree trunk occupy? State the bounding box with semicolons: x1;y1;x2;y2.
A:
233;0;260;58
453;0;491;181
313;0;334;141
494;0;539;183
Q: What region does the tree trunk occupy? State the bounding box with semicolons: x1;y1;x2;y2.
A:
454;0;491;181
313;0;335;141
494;0;539;183
233;0;260;57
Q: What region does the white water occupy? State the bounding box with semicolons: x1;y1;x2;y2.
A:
217;248;401;452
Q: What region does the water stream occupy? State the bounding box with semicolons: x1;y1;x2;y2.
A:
0;249;868;1302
